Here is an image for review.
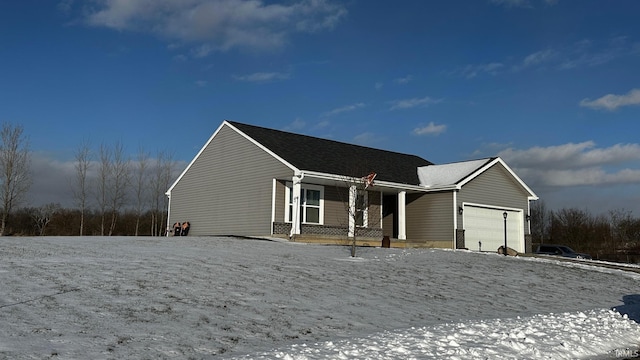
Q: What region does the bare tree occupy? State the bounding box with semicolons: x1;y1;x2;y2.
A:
340;172;377;257
95;143;111;236
149;151;175;236
73;140;91;235
0;123;31;236
530;199;550;244
32;203;61;236
161;153;177;235
107;141;129;236
133;147;149;236
609;209;638;252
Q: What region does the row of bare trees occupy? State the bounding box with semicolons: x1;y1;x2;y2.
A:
71;140;178;236
531;200;640;261
0;121;179;236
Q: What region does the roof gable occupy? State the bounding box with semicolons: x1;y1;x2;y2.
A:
418;157;538;199
227;121;433;185
418;158;493;187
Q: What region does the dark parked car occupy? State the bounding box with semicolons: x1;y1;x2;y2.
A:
535;245;592;260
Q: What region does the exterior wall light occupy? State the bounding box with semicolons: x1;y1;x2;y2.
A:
503;211;508;256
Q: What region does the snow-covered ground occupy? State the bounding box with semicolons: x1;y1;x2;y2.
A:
1;236;639;359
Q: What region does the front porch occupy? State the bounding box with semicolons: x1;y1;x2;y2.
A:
272;221;451;248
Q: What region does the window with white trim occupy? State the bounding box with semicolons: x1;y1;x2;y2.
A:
354;190;368;227
285;183;324;225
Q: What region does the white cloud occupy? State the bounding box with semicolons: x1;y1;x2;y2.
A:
517;168;640;187
521;49;556;68
389;96;442;110
454;62;504;79
499;141;640;169
172;54;188;62
27;151;187;208
82;0;347;53
374;82;383;90
283;118;306;131
57;0;74;14
394;75;413;84
456;36;635;78
579;89;640;111
322;103;365;117
28;152;78;207
195;80;208;87
233;72;290;82
559;38;623;70
508;49;558;72
412;122;446;136
498;141;640;188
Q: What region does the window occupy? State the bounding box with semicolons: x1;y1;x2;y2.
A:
285;183;324;225
355;190;369;227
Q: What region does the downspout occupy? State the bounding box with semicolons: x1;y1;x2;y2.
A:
453;190;458;248
271;178;276;236
165;192;171;237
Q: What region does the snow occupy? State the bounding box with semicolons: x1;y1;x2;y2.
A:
1;236;639;359
417;158;490;187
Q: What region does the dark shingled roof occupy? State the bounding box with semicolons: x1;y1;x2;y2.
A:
228;121;433;185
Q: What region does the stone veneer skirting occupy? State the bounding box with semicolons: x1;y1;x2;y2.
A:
272;222;383;239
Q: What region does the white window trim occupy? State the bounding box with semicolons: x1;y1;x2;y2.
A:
356;190;369;228
285;182;325;225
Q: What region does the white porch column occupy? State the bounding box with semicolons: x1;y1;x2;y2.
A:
398;191;407;240
348;185;357;238
289;174;303;237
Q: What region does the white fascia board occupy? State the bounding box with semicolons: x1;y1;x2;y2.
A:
300;170;432;192
166;120;300;195
298;170;344;182
420;184;460;192
457;157;539;200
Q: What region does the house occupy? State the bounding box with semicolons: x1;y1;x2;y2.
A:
166;120;538;252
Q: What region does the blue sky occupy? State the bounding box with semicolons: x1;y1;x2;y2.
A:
2;0;640;214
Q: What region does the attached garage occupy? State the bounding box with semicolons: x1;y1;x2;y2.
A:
462;204;524;253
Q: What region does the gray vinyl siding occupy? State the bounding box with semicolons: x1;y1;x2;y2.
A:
169;125;293;236
322;187;381;228
367;191;382;228
323;186;348;227
274;180;287;223
406;192;454;243
457;163;531;235
382;208;393;238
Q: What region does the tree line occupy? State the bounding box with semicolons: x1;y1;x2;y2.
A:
531;200;640;262
0;122;179;236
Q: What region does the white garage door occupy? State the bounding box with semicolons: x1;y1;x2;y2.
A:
463;205;523;253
